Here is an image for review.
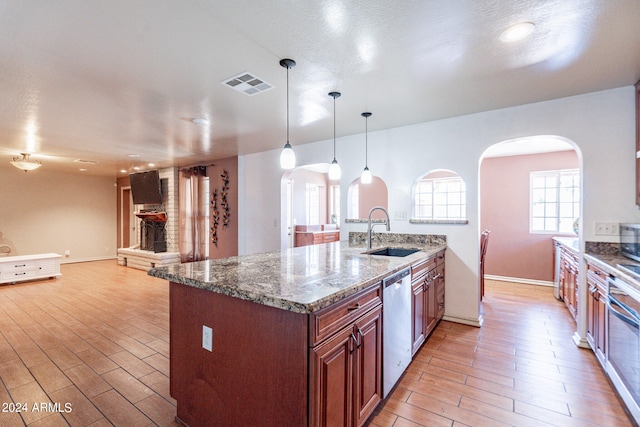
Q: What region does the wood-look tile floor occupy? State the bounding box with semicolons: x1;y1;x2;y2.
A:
0;262;634;426
0;260;179;426
367;279;635;427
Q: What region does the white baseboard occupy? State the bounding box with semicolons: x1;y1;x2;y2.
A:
485;274;554;288
442;314;482;328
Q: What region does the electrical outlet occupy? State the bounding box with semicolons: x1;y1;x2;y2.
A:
594;222;619;236
202;325;213;351
394;211;407;221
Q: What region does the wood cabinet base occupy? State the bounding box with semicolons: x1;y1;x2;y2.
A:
170;283;308;427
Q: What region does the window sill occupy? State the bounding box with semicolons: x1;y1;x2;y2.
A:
409;219;469;225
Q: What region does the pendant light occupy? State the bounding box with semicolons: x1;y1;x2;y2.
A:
360;112;372;184
328;91;341;180
279;58;296;170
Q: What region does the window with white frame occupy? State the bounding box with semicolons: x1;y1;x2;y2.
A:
413;175;466;220
305;183;320;225
348;184;359;219
329;185;340;224
530;169;579;233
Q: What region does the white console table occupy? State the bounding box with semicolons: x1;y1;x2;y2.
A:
0;253;62;284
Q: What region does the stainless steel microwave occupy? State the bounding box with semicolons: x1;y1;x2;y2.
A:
621;223;640;262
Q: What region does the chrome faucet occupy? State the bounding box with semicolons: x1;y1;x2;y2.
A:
367;206;391;249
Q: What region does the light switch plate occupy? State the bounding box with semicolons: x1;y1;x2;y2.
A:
202;325;213;351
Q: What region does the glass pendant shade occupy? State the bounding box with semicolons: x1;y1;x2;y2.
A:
361;166;372;184
328;159;341;180
280;142;296;170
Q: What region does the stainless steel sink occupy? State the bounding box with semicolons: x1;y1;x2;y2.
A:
365;247;420;257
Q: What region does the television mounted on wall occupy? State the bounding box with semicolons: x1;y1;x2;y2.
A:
129;170;163;205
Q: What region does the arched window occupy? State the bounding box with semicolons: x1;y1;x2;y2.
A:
412;170;467;222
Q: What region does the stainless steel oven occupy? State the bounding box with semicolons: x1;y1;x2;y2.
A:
621;223;640;263
607;275;640;423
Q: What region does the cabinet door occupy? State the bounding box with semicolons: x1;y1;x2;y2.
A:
310;327;354;427
435;263;445;320
353;307;382;427
411;280;426;355
425;275;437;336
596;289;607;365
586;284;597;348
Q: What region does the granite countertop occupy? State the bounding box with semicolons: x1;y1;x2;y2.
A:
148;240;446;314
553;236;579;252
584;251;640;291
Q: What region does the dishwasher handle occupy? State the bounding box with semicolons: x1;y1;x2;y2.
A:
383;268;410;288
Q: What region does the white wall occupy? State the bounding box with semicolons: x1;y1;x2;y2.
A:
0;166;117;263
240;86;637;326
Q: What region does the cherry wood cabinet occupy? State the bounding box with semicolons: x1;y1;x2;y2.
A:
559;246;579;320
310;284;382;427
169;280;383;427
586;261;608;367
295;225;340;247
411;250;445;355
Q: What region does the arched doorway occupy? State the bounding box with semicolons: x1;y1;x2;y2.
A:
478;135;582;298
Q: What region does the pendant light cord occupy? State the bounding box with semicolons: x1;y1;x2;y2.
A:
333;96;336;161
286;66;290;143
365;115;368;167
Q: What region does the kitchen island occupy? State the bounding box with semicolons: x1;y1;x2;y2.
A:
149;238;446;427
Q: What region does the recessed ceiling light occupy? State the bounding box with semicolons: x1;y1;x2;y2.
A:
191;118;209;126
148;163;155;167
133;166;140;171
499;22;535;43
120;169;127;173
79;168;87;172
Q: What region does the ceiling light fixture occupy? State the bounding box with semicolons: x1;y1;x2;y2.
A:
279;58;296;170
10;153;41;172
191;118;209;126
328;91;342;181
361;112;372;184
499;22;535;43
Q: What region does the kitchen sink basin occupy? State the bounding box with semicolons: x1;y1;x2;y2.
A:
365;247;420;257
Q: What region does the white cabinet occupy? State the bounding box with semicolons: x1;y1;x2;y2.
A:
0;253;61;284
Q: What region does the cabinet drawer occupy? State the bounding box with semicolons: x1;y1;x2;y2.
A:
310;283;382;346
412;256;436;282
2;260;38;273
323;232;338;243
587;263;608;293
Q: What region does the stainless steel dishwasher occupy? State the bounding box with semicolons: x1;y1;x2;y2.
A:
382;267;412;397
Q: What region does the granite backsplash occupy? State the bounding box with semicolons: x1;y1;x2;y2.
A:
349;232;446;248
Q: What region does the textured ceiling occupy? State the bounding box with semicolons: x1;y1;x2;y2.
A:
1;0;639;176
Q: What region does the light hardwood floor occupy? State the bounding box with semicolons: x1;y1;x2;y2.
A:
0;262;634;426
367;279;635;427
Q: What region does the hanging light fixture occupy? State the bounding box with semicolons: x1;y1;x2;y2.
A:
10;153;42;172
328;91;341;180
279;58;296;170
360;112;372;184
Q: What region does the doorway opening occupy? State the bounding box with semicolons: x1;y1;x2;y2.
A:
280;163;339;250
478;135;582;300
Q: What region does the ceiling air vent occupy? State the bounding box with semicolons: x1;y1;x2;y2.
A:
221;72;273;96
73;159;98;164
